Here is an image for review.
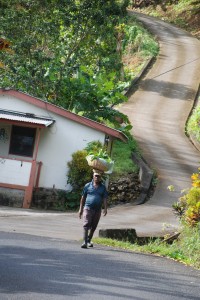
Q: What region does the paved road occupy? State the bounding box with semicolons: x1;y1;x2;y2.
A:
0;232;200;300
0;204;178;240
120;12;200;206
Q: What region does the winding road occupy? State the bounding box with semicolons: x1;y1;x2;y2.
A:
0;13;200;299
120;11;200;207
1;13;200;238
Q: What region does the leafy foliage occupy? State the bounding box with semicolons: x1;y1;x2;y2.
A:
65;138;139;208
84;140;104;153
88;149;113;163
55;190;81;211
0;0;131;127
123;17;159;58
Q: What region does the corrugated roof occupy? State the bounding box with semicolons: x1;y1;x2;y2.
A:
0;109;54;127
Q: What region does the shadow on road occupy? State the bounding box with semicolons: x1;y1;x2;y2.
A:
0;232;199;299
139;79;196;101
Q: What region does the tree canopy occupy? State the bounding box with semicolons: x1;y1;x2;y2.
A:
0;0;131;128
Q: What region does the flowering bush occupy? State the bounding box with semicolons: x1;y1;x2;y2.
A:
191;172;200;187
172;168;200;226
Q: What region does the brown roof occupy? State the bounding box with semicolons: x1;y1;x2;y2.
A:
0;89;127;142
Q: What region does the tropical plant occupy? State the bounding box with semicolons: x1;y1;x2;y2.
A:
87;148;113;163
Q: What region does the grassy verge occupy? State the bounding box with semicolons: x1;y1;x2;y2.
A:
93;225;200;269
123;15;159;84
96;143;200;269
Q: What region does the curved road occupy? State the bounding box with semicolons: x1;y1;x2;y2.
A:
0;15;200;299
120;12;200;206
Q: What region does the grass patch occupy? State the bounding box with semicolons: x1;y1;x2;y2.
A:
111;139;139;178
94;225;200;269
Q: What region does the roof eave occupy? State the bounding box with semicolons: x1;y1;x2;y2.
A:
0;88;128;142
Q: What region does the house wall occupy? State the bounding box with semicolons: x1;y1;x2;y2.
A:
37;119;105;190
0;158;32;186
0;94;106;191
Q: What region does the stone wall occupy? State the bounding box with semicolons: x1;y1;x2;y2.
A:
0;187;24;207
32;187;61;209
108;173;141;206
31;172;141;210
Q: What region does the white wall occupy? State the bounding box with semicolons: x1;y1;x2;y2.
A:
0;94;106;190
0;158;31;186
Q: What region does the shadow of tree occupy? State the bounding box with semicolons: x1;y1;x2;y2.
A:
139;78;196;101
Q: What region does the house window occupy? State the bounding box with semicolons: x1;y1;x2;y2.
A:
9;125;36;157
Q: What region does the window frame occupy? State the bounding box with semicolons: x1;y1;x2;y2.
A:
9;125;36;157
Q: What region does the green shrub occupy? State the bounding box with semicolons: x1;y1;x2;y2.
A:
67;150;92;191
187;104;200;142
55;190;81;211
66;143;104;209
61;149;93;211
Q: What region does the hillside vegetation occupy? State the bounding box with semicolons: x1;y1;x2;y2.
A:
131;0;200;39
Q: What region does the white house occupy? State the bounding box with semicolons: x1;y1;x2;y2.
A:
0;88;127;208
